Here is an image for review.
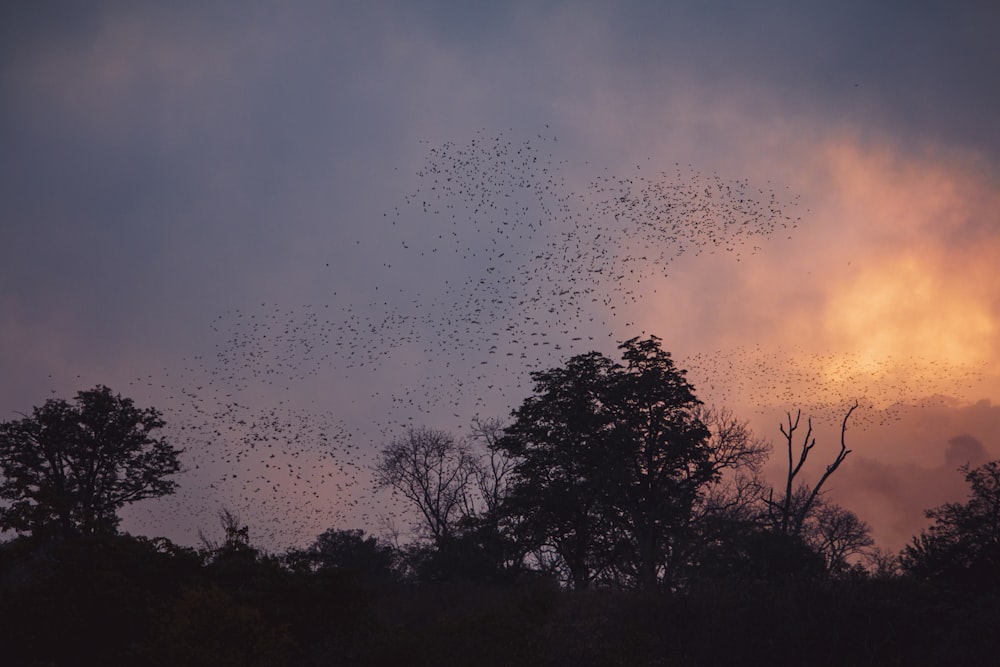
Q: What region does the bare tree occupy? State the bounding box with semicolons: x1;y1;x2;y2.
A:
197;507;262;568
375;426;477;544
696;406;771;477
681;407;772;584
694;406;771;523
805;500;874;575
467;416;516;516
863;546;902;579
197;507;247;552
767;402;858;537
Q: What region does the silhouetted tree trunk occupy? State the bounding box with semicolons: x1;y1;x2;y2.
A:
767;402;857;538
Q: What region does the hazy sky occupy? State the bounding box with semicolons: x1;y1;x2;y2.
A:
2;1;998;551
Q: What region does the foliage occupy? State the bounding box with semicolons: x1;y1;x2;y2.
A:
1;514;998;665
0;532;204;665
0;385;182;539
142;585;294;667
695;525;827;582
902;459;1000;586
284;527;399;580
497;348;631;589
497;336;735;589
19;365;1000;664
199;509;287;597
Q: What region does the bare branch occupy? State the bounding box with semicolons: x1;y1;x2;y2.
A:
375;426;477;543
773;402;859;536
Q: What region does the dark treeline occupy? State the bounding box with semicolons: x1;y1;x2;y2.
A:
2;339;999;665
370;337;875;591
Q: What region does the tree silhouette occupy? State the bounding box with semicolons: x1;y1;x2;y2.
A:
805;500;873;576
375;426;477;544
725;403;869;579
285;527;398;579
467;416;516;517
497;336;736;590
497;350;621;590
766;403;857;539
375;421;529;582
604;336;716;589
0;385;181;539
902;459;1000;585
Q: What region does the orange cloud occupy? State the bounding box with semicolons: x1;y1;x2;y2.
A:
810;137;1000;402
636;131;1000;420
825;253;995;370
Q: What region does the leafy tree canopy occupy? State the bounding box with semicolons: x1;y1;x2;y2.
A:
285;527;399;579
902;459;1000;585
0;385;182;539
497;336;717;589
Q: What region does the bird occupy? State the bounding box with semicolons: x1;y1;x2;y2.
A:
116;126;984;553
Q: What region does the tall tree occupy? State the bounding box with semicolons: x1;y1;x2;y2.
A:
498;336;732;590
603;336;714;589
0;385;182;539
498;351;619;590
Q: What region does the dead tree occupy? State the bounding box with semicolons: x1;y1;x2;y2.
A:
767;401;858;537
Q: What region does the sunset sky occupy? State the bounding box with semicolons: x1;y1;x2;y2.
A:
2;1;998;552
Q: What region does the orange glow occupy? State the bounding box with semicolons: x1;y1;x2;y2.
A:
825;254;995;371
650;134;1000;417
812;138;1000;402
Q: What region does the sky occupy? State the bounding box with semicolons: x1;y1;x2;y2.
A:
2;0;999;553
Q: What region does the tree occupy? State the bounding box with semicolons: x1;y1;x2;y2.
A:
467;416;516;517
375;426;477;544
757;403;867;577
497;336;742;590
686;407;776;580
498;350;622;590
766;403;857;538
804;500;873;576
199;508;258;565
375;421;531;582
284;527;398;579
460;416;525;581
902;459;1000;585
0;385;182;539
603;336;716;589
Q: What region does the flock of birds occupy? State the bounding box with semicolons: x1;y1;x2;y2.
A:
111;128;986;550
684;346;987;430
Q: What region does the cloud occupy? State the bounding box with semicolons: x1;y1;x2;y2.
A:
823;400;1000;550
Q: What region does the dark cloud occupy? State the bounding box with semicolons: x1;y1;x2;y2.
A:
597;1;1000;160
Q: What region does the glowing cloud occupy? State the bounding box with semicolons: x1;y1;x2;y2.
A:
825;253;995;369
